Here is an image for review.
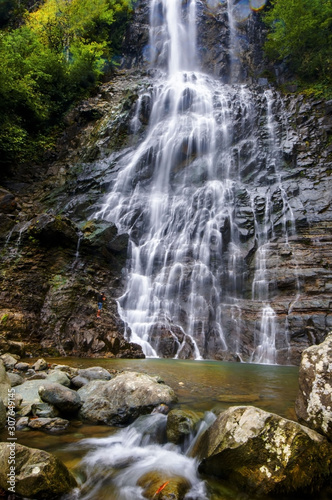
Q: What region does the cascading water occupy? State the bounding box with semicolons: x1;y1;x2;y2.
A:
95;0;298;363
66;413;213;500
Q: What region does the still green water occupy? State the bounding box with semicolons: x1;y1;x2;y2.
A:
16;358;299;444
12;359;302;499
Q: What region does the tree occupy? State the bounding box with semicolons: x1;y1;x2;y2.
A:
0;0;132;166
263;0;332;82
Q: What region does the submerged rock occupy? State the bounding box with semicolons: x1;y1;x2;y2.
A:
295;332;332;440
28;417;69;432
196;405;332;495
79;371;177;425
0;442;77;499
137;471;191;500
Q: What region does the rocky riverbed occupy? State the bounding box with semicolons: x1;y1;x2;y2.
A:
0;333;331;499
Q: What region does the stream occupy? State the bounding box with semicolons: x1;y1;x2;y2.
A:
10;358;301;500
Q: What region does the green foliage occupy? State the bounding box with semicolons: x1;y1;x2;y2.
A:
0;0;132;167
0;313;9;324
263;0;332;90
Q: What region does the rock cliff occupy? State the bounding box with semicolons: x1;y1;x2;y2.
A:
0;0;331;363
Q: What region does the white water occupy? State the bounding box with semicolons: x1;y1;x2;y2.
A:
95;0;297;363
65;413;214;500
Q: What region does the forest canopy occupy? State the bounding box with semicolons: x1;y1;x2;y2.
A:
0;0;132;166
263;0;332;93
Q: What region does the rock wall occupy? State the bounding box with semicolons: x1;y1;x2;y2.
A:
0;0;331;363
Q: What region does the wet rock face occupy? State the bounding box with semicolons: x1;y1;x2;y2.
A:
295;333;332;440
196;405;332;495
0;2;331;363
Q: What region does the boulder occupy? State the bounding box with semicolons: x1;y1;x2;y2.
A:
32;402;60;418
27;214;78;249
72;366;112;388
78;366;112;381
15;379;53;405
0;353;19;369
32;358;48;371
39;382;82;414
79;371;177;425
77;379;108;401
16;416;29;430
15;362;30;371
50;364;79;377
28;417;69;432
46;370;71;387
137;471;190;500
0;397;6;429
295;332;332;440
196;406;332;495
0;359;11;404
0;442;77;499
7;372;24;387
166;409;200;445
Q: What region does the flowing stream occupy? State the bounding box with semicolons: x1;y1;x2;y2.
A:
95;0;297;363
11;358;299;500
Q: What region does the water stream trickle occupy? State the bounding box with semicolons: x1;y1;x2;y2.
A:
94;0;298;363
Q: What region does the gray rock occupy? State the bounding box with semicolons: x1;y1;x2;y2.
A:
0;442;77;499
28;417;69;432
71;375;89;388
15;362;30;372
77;379;108;401
196;406;332;495
78;366;112;381
15;379;53;405
39;382;82;414
16;416;29;430
0;359;11;404
0;397;6;429
28;372;48;380
32;402;60;418
32;358;48;371
17;404;33;417
79;371;177;425
50;364;78;377
295;332;332;440
7;372;24;387
46;370;71;387
0;353;19;370
72;366;112;388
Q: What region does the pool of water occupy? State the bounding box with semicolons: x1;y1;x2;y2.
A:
8;358;303;499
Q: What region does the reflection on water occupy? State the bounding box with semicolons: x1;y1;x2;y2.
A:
39;357;299;417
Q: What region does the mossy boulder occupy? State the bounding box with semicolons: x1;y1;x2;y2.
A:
295;332;332;440
79;371;177;425
27;213;78;248
0;442;77;499
196;405;332;495
166;409;200;445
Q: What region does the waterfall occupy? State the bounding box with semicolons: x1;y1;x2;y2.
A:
95;0;297;363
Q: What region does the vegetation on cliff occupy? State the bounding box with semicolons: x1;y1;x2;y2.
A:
263;0;332;97
0;0;132;167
